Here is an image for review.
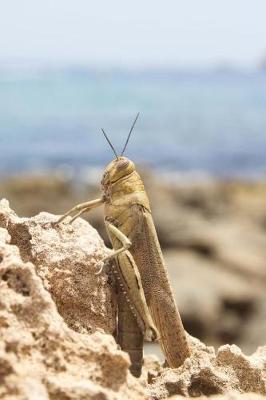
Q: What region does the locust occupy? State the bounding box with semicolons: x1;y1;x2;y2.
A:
58;114;191;377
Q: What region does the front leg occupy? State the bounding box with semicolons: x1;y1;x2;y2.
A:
95;222;132;275
57;197;104;223
100;222;132;263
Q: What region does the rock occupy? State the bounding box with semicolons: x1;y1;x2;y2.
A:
1;193;266;400
149;179;266;283
144;178;266;352
147;337;266;399
164;250;263;351
239;298;266;352
170;393;266;400
0;199;116;335
0;200;145;400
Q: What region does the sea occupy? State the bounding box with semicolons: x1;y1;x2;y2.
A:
0;68;266;179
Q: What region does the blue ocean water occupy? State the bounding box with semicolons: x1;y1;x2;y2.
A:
0;68;266;177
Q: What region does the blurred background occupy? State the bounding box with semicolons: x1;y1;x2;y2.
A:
0;0;266;355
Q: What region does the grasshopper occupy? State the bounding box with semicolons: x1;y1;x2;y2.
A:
58;114;191;377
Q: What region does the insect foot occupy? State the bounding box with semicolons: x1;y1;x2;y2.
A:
95;248;118;276
95;260;106;275
145;326;159;342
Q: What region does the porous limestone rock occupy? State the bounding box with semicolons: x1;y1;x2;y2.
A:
1;199;266;400
147;337;266;399
170;393;266;400
0;199;116;335
0;202;145;400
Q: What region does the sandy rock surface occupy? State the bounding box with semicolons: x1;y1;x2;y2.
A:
0;198;265;400
170;394;265;400
0;200;145;400
0;199;115;335
147;337;266;399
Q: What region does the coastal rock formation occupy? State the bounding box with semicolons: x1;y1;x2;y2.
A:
0;199;265;400
2;174;266;352
170;394;265;400
0;200;145;400
147;337;266;399
165;250;260;349
146;178;266;352
0;199;116;335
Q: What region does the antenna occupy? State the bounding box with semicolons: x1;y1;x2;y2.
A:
121;112;139;156
101;128;119;159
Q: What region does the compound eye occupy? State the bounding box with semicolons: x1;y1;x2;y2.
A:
116;159;129;170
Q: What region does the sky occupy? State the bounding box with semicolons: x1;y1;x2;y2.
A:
0;0;266;68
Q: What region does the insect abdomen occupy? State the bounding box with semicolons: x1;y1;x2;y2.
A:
130;208;191;367
117;290;143;377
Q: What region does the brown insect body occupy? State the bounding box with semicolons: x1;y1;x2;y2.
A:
102;157;190;372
